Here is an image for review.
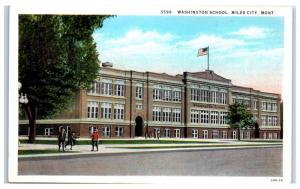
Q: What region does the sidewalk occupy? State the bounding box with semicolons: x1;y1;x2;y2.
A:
18;141;283;158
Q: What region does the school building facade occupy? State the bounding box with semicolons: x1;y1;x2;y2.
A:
19;63;282;139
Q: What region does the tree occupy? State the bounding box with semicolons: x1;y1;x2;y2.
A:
19;15;111;143
228;103;255;140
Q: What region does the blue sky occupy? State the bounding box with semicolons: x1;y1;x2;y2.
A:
93;16;284;94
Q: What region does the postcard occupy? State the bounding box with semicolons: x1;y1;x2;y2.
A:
7;2;293;185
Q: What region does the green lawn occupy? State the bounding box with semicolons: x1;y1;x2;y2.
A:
18;149;79;155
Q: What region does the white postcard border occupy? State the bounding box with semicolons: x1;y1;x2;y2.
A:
8;3;293;184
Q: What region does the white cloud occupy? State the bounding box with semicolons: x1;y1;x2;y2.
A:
107;29;174;45
177;34;245;52
230;26;268;39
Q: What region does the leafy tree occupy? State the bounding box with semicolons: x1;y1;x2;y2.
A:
19;15;111;143
228;103;255;140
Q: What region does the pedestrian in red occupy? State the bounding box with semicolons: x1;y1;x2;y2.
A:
91;129;99;151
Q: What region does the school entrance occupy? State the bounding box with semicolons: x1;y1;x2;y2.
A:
135;116;144;137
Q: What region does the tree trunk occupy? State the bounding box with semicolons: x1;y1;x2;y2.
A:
24;104;36;143
237;127;241;141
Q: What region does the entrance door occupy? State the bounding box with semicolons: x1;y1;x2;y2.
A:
135;116;143;137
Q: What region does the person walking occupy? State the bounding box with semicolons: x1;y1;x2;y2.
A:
91;129;99;151
65;130;76;150
58;127;66;152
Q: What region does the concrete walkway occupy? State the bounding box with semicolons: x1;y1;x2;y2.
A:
18;140;282;159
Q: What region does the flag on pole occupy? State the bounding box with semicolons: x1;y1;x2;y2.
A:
197;47;208;56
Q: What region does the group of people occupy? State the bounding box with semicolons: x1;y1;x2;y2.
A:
57;127;77;152
57;127;100;152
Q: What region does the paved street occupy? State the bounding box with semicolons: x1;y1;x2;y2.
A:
19;147;282;176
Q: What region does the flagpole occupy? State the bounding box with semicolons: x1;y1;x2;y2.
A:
207;46;210;70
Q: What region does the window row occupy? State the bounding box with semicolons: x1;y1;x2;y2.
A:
232;98;251;108
191;88;227;104
89;126;124;137
153;128;181;138
191;130;252;139
87;102;124;120
153;86;182;102
152;107;181;122
263;132;278;139
88;80;125;97
192;130;227;139
261;102;277;112
261;115;278;126
190;110;228;124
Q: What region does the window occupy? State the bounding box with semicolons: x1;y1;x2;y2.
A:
272;103;277;112
136;103;143;110
153;85;161;100
173;89;181;101
261;102;267;111
273;133;278;139
200;110;209;124
114;80;125;96
244;100;251;108
88;81;100;94
211;90;217;103
212;130;219;139
136;83;143;99
246;131;250;139
44;128;53;136
200;89;210;102
152;106;161;121
263;132;267;139
101;103;112;119
261;115;267;125
191;87;200;101
163;87;172;101
268;133;273;139
102;127;110;138
114;104;124;120
240;131;244;139
172;108;181;122
101;79;112;95
154;128;161;138
252;100;258;110
89;126;97;135
192;129;198;138
164;128;170;138
232;131;237;139
115;127;124;137
222;131;227;139
220;112;228;124
162;108;172;122
268;116;272;126
191;110;200;123
267;103;272;111
203;130;208;139
87;101;99;118
273;116;278;126
210;111;218;124
175;129;181;138
220;92;227;104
